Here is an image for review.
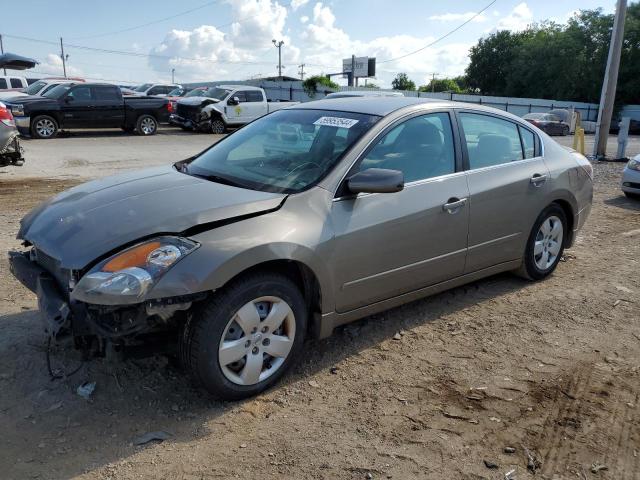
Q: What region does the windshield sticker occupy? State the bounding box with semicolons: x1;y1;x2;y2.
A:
313;117;359;129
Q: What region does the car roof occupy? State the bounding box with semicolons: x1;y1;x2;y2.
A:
294;97;455;116
218;85;263;91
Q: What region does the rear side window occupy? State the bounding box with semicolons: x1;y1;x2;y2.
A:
0;79;7;89
246;90;264;102
10;78;22;88
459;113;524;169
519;126;536;158
93;86;120;101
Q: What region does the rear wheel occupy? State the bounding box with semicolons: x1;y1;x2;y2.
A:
562;125;570;136
31;115;58;139
185;273;307;400
516;204;567;281
135;115;158;135
210;118;226;134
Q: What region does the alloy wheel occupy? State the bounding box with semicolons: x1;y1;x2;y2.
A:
218;296;296;386
140;117;156;134
36;119;56;137
534;215;563;270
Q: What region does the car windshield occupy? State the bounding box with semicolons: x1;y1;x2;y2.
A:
134;83;153;92
167;87;184;96
185;109;380;194
186;87;230;99
43;84;74;99
25;81;47;95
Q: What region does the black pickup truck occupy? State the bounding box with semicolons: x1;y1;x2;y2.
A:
5;83;169;139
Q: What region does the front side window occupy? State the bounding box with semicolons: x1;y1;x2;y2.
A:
459;113;524;169
246;90;264;102
67;86;92;101
185;109;380;193
233;91;248;103
44;84;74;98
355;112;456;183
10;78;23;88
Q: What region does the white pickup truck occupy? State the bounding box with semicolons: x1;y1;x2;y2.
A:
169;85;298;133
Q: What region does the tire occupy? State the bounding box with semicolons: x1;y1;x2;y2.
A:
210;118;226;134
135;114;158;135
516;204;567;281
562;125;570;136
31;115;58;139
186;273;307;400
624;191;640;200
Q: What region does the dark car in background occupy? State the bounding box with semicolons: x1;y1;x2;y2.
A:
4;83;170;139
0;101;24;166
523;112;570;136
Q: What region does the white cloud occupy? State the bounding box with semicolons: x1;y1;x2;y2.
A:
495;2;533;31
148;0;299;81
300;15;309;23
429;12;487;23
291;0;309;10
39;53;84;78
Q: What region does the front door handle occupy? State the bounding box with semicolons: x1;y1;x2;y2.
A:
443;197;468;214
530;173;548;186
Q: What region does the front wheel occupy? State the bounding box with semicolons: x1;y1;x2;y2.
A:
185;273;307;400
135;114;158;135
516;204;567;281
31;115;58;139
210;118;226;134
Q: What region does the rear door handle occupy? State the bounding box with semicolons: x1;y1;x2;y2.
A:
443;197;468;214
530;173;548;186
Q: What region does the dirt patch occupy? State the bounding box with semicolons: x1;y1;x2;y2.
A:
0;162;639;479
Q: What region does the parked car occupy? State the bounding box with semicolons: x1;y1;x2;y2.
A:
0;77;85;101
167;86;206;116
130;83;181;97
0;75;28;92
324;90;404;99
621;155;640;199
169;85;298;133
9;97;593;399
0;101;24;166
523;112;570;136
4;83;170;139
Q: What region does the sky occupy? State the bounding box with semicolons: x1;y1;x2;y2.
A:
1;0;617;88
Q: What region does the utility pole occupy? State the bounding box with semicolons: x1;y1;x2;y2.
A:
171;68;175;83
349;54;355;87
298;63;305;80
593;0;627;159
60;37;67;78
272;39;284;79
431;72;438;93
0;34;6;75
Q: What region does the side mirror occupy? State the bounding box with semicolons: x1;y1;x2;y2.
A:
347;168;404;194
228;96;240;106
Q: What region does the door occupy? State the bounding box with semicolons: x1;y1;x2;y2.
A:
242;90;266;122
457;111;550;273
226;90;247;124
60;85;96;128
330;112;470;312
91;86;124;127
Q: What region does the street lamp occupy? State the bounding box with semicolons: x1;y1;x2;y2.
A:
272;39;284;78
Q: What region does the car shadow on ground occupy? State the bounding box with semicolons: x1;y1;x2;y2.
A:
18;126;195;141
0;271;527;479
604;194;640;211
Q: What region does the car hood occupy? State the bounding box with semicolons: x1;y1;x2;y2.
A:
0;91;27;100
4;95;53;106
18;165;286;269
178;97;220;106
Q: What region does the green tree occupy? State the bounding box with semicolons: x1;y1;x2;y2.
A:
303;75;340;97
391;73;416;91
418;78;462;93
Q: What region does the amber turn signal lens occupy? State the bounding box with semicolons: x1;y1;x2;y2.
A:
103;242;161;272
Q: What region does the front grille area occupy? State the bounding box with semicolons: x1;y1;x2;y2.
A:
176;103;201;122
34;248;70;296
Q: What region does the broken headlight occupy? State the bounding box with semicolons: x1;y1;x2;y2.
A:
71;237;199;305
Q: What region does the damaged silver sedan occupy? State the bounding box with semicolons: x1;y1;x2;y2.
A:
9;97;592;399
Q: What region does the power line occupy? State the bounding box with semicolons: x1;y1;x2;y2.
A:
378;0;497;64
71;1;221;40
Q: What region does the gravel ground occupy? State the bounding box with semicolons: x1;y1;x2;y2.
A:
0;129;639;479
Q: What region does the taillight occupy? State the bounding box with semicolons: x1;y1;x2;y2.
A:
168;101;174;113
0;102;15;127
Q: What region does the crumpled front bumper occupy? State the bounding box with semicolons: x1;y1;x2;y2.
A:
9;251;70;336
169;114;194;129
